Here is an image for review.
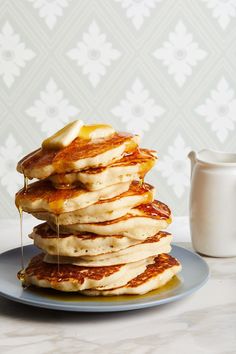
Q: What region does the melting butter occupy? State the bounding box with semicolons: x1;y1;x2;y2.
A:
42;120;83;150
42;121;115;150
79;124;115;140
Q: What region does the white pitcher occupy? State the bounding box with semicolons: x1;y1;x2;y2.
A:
188;149;236;257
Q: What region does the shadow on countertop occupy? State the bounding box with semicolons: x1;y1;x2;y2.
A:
0;294;187;324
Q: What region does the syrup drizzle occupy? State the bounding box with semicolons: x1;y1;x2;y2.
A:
17;205;26;286
55;215;60;274
23;175;28;192
139;177;144;186
18;206;24;270
17;174;28;286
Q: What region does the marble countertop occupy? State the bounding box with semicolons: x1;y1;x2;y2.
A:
0;217;235;354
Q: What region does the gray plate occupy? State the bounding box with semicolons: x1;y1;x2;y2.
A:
0;245;209;312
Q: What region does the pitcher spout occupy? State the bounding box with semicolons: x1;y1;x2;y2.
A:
188;151;197;176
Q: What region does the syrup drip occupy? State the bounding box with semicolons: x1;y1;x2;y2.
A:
18;206;24;270
23;175;28;192
139;177;144;186
17;205;27;287
55;215;60;274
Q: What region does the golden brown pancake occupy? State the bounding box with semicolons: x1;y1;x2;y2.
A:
43;232;172;266
31;223;170;257
30;222;143;256
32;181;155;224
51;200;172;240
82;254;181;295
23;253;181;294
17;132;139;179
15;180;130;214
23;253;156;292
48;148;157;190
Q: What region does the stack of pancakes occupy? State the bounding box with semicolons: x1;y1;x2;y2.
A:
15;123;181;296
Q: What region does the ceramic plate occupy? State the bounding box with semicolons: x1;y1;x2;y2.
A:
0;245;209;312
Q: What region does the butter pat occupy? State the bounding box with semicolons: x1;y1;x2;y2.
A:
42;120;83;150
42;121;115;150
79;124;115;140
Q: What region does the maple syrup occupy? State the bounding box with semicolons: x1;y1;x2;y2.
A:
139;178;144;187
17;269;28;288
79;124;113;140
18;206;24;270
138;158;156;178
16;205;27;286
137;201;171;219
19;133;138;179
17;269;25;281
55;215;60;274
23;175;28;192
27;276;181;302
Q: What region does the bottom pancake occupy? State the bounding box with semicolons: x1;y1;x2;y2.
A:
23;253;181;295
23;254;154;292
82;254;181;296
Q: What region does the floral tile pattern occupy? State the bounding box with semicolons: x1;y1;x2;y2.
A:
67;21;121;87
196;77;236;143
115;0;163;30
0;21;35;88
28;0;70;30
111;78;165;136
156;135;191;198
154;21;207;87
201;0;236;30
0;134;23;196
26;78;79;135
0;0;235;217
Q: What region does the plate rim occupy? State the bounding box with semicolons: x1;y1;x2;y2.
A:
0;244;210;312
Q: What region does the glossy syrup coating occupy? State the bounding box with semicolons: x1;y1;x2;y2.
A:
136;200;171;219
25;253;123;283
48;148;157;189
17;132;138;178
127;254;180;288
24;253;179;288
15;180;155;215
88;200;172;226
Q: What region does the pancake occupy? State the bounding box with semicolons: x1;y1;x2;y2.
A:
32;181;155;224
15;180;130;214
82;254;181;296
50;200;172;240
49;148;157;191
44;232;172;266
23;253;155;292
31;223;143;256
17;132;139;180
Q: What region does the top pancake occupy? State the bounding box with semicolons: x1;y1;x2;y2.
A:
17;132;139;179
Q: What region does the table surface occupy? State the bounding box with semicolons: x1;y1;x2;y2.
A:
0;217;235;354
